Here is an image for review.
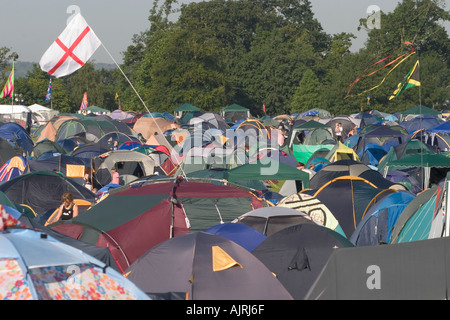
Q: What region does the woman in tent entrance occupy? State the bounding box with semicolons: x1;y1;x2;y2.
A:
54;192;79;221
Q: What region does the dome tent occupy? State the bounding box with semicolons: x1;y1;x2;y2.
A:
125;232;293;300
0;171;95;216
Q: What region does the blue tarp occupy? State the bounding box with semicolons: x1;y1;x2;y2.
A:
204;222;267;252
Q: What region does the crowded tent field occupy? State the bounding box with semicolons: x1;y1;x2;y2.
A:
1;0;450;303
2;101;450;300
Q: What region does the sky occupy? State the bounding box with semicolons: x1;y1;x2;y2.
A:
0;0;449;67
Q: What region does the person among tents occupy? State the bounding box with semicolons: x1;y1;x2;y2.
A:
54;192;79;221
335;123;343;142
111;166;120;185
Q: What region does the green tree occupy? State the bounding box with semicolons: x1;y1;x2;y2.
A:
290;69;323;113
354;0;450;112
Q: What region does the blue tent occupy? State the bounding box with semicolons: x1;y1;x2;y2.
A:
359;142;387;166
391;186;439;243
28;154;90;174
70;143;109;160
0;122;34;154
427;121;450;133
350;191;415;246
204;222;267;252
399;115;444;133
0;228;149;300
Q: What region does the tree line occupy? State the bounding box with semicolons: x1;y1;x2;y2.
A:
1;0;449;117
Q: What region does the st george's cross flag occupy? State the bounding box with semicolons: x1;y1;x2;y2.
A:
39;13;101;78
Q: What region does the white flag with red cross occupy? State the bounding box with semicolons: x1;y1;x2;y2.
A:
39;13;101;78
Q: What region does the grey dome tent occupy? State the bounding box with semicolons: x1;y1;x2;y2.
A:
125;232;293;300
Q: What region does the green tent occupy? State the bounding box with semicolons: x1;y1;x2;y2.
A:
400;105;440;115
82;105;110;114
383;153;450;189
220;104;251;122
293;143;334;165
226;161;310;189
390;186;438;243
378;139;433;173
175;103;201;112
293;120;331;130
174;103;201;118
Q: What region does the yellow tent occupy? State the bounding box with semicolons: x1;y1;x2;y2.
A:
326;142;359;163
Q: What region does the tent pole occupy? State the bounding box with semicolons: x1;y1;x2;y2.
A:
445;176;450;237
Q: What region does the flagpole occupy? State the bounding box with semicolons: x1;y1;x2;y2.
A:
100;43;148;112
100;42;188;179
11;59;15;106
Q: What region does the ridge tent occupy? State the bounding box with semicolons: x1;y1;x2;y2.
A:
252;223;353;300
50;179;268;273
350;190;415;246
125;232;293;300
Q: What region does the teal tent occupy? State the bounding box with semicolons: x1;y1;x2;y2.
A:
400;105;440;115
